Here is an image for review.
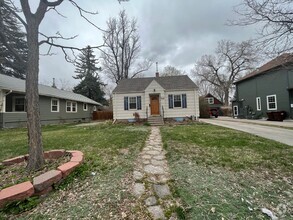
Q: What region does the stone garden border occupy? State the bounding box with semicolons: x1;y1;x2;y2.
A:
0;149;84;208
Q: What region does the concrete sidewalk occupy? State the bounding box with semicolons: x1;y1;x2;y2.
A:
200;118;293;146
212;116;293;128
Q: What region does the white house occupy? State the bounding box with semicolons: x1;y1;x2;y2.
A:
112;73;200;123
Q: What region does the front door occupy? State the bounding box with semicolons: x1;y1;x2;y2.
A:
150;95;160;115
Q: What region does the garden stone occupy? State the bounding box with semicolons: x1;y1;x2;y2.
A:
144;165;165;175
147;205;166;220
133;171;144;181
145;196;157;206
146;150;161;156
151;159;165;166
153;184;171;198
153;155;165;160
142;155;152;160
133;183;145;197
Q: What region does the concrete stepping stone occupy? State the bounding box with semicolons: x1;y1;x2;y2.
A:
142;155;152;160
151;159;165;166
133;171;144;181
144;165;165;175
153;184;171;199
147;205;166;220
133;183;145;197
145;196;157;206
153;155;165;160
146;150;161;156
142;160;151;165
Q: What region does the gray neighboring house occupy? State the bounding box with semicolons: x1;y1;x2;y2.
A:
112;73;200;123
232;53;293;119
0;74;102;128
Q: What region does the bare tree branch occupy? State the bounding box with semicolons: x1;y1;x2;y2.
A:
193;40;257;106
232;0;293;54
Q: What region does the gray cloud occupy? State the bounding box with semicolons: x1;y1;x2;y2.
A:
24;0;259;85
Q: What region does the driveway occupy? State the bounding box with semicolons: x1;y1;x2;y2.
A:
200;118;293;146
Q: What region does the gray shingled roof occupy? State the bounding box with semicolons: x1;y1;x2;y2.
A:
235;53;293;84
0;74;102;106
113;75;197;93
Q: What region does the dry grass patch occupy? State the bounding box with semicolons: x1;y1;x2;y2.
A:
161;124;292;219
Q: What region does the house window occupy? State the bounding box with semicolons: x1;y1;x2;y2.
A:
168;94;187;109
14;97;25;112
66;101;77;112
51;99;59;112
233;105;238;116
256;97;261;111
124;96;142;110
129;97;137;110
206;97;214;104
267;95;277;110
174;95;182;107
83;103;88;111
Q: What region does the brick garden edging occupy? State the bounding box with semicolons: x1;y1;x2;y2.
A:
0;150;83;208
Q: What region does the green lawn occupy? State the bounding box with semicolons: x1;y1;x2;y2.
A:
161;123;293;219
0;123;151;219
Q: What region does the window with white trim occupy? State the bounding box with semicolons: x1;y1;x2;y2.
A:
83;103;88;111
267;95;277;110
256;97;261;111
51;99;59;112
206;97;214;104
66;101;77;112
14;97;25;112
129;97;137;110
174;95;182;107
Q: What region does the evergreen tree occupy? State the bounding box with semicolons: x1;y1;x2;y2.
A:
73;46;106;104
0;0;27;79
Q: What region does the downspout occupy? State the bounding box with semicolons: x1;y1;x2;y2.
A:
1;90;12;128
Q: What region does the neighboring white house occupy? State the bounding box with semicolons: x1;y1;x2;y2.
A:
112;73;200;122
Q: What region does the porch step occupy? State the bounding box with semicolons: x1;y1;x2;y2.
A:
148;116;164;126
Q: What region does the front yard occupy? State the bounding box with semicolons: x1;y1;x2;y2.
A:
0;122;292;219
0;123;151;219
161;123;293;219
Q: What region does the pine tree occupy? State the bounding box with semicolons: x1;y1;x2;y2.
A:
0;0;28;79
73;46;106;104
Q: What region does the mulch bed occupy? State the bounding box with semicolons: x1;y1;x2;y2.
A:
0;154;71;190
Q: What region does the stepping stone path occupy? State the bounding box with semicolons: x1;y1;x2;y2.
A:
132;127;178;220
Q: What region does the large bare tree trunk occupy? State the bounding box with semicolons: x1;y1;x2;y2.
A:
25;16;44;171
224;89;229;106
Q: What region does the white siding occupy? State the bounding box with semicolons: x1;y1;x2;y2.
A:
113;79;200;120
163;90;198;118
113;92;145;120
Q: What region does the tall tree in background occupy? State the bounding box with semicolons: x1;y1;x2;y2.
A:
0;0;123;171
161;65;185;77
101;10;151;84
193;40;257;106
234;0;293;54
73;46;106;104
0;0;27;79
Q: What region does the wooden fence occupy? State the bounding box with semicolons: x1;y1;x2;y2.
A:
93;111;113;120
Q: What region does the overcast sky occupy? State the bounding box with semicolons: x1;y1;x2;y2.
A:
32;0;259;89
